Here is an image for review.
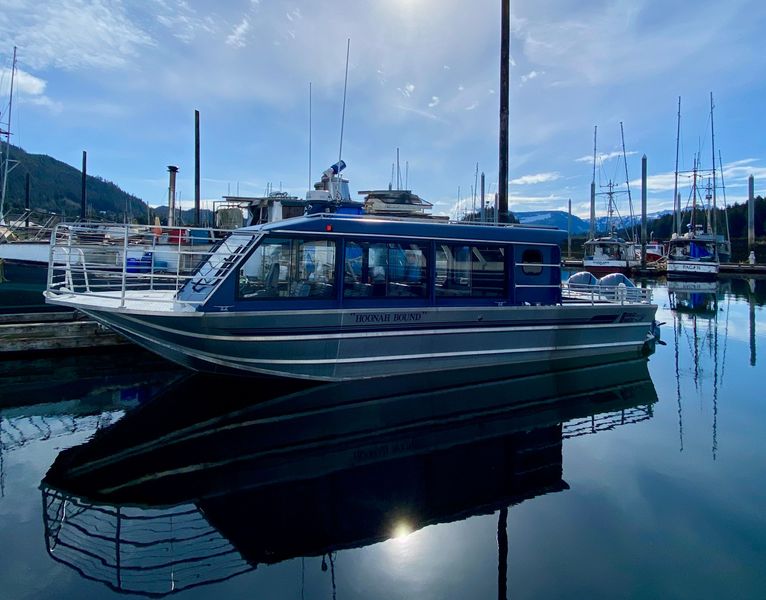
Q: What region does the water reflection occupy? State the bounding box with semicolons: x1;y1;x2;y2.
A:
0;348;184;499
41;360;657;598
666;277;764;459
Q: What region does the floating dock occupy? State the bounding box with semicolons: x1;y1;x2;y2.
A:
0;312;129;354
562;260;766;277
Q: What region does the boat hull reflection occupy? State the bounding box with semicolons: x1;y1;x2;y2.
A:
42;360;658;596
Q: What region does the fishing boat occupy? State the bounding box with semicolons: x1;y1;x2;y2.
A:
582;125;640;276
666;94;731;279
44;213;658;381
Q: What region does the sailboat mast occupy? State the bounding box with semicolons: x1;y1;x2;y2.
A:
308;82;312;189
0;46;18;223
673;97;681;235
691;154;698;232
619;122;635;242
710;92;718;251
590;126;597;239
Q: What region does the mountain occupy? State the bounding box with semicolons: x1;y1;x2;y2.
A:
152;205;216;226
1;144;148;221
514;210;678;236
515;210;590;233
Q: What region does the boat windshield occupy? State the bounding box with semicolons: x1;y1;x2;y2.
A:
239;237;337;299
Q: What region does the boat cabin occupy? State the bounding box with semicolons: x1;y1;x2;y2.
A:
178;214;565;311
584;237;635;261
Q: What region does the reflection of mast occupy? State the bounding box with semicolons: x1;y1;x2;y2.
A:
712;302;719;461
673;311;684;452
498;508;508;600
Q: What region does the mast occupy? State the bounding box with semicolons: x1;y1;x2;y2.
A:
497;0;510;223
691;154;698;234
589;126;597;239
709;92;717;255
718;150;731;246
0;46;18;224
620;122;635;242
673;97;681;235
308;82;312;189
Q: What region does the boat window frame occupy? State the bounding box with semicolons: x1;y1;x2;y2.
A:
433;241;507;300
235;234;339;302
520;248;544;275
341;237;431;303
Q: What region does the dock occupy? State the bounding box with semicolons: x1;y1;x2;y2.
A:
0;311;129;354
562;260;766;277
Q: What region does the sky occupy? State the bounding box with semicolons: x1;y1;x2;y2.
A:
2;0;766;219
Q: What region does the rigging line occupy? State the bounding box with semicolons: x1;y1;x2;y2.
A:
337;38;351;167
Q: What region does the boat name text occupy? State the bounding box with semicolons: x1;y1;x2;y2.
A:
353;311;426;324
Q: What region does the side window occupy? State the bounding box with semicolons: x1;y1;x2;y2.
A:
239;237;335;299
344;240;428;298
521;249;543;275
435;243;505;298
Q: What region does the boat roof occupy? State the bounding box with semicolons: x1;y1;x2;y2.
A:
238;213;567;245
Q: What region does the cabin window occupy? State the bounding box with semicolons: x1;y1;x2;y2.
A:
238;237;336;299
343;240;428;298
435;243;505;298
520;249;544;275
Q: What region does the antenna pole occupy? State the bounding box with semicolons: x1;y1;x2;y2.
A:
405;160;409;190
673;97;681;235
338;39;350;166
396;147;400;189
0;46;17;223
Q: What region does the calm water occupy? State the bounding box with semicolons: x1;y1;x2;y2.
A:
1;278;765;599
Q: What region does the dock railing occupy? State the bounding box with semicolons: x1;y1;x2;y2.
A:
46;223;254;309
561;282;653;305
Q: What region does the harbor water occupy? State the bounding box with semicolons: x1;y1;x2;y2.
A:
0;278;764;599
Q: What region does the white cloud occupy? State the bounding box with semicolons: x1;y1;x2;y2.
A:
465;101;478;111
520;70;543;84
397;83;415;97
510;172;561;185
428;96;440;108
226;16;251;47
2;67;45;96
576;150;637;164
2;0;154;70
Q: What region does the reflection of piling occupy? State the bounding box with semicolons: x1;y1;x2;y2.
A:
167;166;179;227
497;507;508;600
748;175;755;252
750;284;757;367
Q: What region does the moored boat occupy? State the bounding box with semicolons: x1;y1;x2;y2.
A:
45;214;658;381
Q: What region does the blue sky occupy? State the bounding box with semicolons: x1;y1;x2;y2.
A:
2;0;766;219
